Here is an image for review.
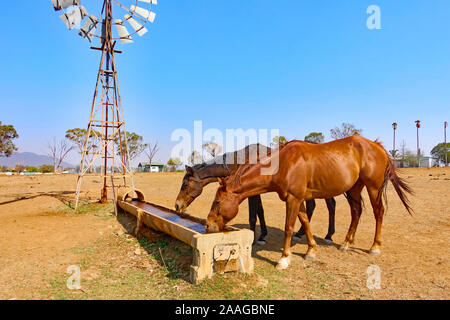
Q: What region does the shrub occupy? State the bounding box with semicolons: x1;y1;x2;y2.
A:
39;164;54;173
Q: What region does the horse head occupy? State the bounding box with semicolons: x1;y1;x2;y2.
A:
174;165;205;213
205;177;240;233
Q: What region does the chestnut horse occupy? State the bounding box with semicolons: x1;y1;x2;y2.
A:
174;144;336;244
206;136;413;270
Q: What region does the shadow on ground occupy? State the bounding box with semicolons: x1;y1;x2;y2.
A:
115;209;193;283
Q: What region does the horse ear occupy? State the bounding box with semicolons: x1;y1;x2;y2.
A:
217;177;224;187
185;165;194;175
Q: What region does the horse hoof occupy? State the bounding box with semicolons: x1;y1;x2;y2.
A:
370;249;381;255
340;245;349;252
275;257;290;270
257;240;266;246
305;254;315;261
323;238;333;244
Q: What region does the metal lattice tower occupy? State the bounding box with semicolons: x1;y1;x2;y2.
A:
75;1;133;209
50;0;158;209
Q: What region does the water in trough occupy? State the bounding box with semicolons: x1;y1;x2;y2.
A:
130;200;206;234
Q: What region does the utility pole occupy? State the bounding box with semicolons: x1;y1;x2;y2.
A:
445;121;448;167
415;120;421;167
392;122;397;158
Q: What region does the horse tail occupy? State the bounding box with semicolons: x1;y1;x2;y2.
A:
380;156;414;215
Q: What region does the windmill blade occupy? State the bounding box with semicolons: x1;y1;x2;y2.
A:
130;5;156;23
51;0;81;11
138;0;158;4
115;20;133;44
78;15;99;42
60;6;88;30
124;14;148;37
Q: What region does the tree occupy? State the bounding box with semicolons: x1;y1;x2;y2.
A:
114;131;147;164
65;128;100;155
0;122;19;157
431;143;450;163
304;132;324;144
404;150;420;164
26;166;39;173
145;141;160;167
389;149;399;159
271;136;287;146
202;141;222;159
399;140;407;160
39;164;54;173
167;157;182;172
188;150;203;165
330;123;362;140
46;138;74;173
15;164;26;173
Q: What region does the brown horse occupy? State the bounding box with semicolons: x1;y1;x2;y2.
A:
206;136;413;269
174;144;336;243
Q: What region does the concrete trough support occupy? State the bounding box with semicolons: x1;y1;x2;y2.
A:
117;188;254;284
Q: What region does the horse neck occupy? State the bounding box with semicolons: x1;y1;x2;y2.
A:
231;165;274;203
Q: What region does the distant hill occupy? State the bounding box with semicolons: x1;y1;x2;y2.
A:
0;152;74;168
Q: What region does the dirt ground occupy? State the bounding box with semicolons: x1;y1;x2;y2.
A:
0;168;448;300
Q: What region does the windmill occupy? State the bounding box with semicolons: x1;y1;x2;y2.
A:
51;0;158;209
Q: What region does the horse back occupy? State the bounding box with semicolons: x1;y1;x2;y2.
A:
276;136;387;199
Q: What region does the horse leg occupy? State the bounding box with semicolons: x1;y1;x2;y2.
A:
366;186;385;255
276;195;303;270
294;200;315;239
255;195;268;244
340;182;364;252
324;198;336;243
248;196;258;245
297;199;317;260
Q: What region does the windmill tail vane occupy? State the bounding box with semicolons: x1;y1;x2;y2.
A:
50;0;158;210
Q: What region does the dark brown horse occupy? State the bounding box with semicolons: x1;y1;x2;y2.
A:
174;144;336;244
206;136;413;269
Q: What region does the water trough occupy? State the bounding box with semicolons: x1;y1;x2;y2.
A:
117;189;254;284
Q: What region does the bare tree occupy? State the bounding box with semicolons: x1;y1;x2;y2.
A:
188;150;203;165
330;123;362;140
400;140;407;160
15;163;26;174
47;138;74;173
202;141;222;159
145;141;160;167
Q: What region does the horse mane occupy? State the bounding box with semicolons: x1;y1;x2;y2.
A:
189;143;278;180
226;140;295;188
191;162;229;179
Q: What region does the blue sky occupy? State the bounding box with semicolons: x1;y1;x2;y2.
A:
1;0;449;165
